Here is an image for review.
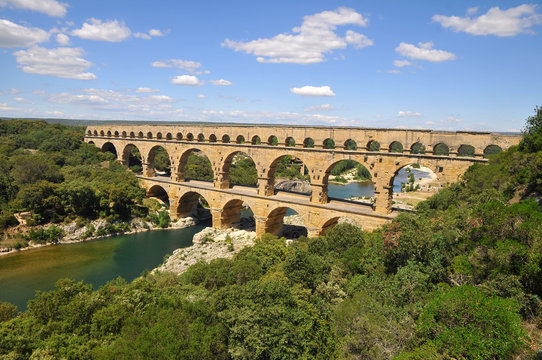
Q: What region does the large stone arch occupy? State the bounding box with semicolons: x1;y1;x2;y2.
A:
318;216;361;236
101;142;118;158
262;205;308;237
146;145;172;177
264;153;312;194
176;148;215;182
220;150;259;189
121;143;143;169
219;198;256;230
146;184;170;207
175;190;213;221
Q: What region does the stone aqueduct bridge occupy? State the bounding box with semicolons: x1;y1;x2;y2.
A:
85;124;520;237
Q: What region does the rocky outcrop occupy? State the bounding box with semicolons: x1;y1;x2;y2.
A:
154;227;257;275
275;179;311;194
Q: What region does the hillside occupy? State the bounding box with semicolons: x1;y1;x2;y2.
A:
0;108;541;359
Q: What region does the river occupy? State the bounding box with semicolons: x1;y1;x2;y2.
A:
0;226;204;310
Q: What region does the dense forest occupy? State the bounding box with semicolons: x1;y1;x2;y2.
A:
1;108;542;359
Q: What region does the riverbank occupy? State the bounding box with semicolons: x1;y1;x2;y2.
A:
0;216;199;257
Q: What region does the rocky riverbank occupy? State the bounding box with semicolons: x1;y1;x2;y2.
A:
0;216;199;257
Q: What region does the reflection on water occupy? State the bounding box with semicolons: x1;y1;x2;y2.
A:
0;226;204;310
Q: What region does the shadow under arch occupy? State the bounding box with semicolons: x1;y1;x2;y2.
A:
121;143;142;172
147;145;172;177
177;148;214;182
101;142;117;158
176;191;211;222
264;206;307;238
319;217;361;236
146;184;170;207
222;150;258;188
220;198;256;231
267;154;311;196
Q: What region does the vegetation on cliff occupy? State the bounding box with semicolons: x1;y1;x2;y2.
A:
1;109;542;359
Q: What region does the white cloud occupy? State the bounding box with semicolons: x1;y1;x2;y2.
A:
387;69;401;74
135;87;159;93
290;85;336;97
55;33;70;45
171;75;202;86
344;30;373;48
433;4;542;37
149;29;163;37
0;19;49;48
222;7;372;64
0;0;67;17
394;59;412;67
13;46;96;80
14;96;29;102
151;58;206;74
304;104;335;112
197;94;206;99
133;32;151;40
395;41;456;62
209;79;232;86
398;110;423;118
72;18;131;42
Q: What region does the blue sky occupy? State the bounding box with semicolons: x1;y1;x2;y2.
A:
0;0;541;131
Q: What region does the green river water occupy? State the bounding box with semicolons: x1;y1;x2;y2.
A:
0;225;204;311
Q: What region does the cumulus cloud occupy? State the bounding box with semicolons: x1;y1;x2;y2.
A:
134;28;164;40
395;41;456;62
304;104;335;112
171;75;202;86
0;0;67;17
55;33;70;45
209;79;232;86
398;110;423;118
290;85;336;97
72;18;131;42
135;87;159;93
0;19;49;48
222;7;372;64
197;94;206;99
433;4;542;37
394;59;412;67
152;58;206;73
13;46;96;80
13;96;29;102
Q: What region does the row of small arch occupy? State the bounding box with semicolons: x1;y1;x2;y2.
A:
88;129;502;157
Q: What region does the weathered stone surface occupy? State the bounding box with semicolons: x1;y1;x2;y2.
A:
275;179;311;194
85;124;520;235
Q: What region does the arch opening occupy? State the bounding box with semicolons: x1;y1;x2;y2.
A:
458;144;475;157
411;142;426;154
251;135;261;145
186;133;194;141
146;185;169;207
323;138;335;149
389;141;403;153
264;207;307;238
209;134;217;142
484;145;502;158
177;149;214;182
221;199;255;231
138;131;144;138
176;191;211;223
99;130;105;136
222;134;230;143
344;139;357;150
367;140;380;151
236;135;245;144
324;160;373;205
101;142;117;158
268;135;278;146
176;132;182;140
268;155;311;196
166;133;172;140
156;132;163;139
319;217;361;236
433;143;449;156
129;131;135;138
222;151;257;188
93;130;98;136
146;131;152;139
285;137;295;147
107;130;112;137
148;145;171;177
121;131;127;138
122;144;142;173
391;162;439;211
197;133;205;142
88;141;95;145
114;131;119;137
303;137;315;148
